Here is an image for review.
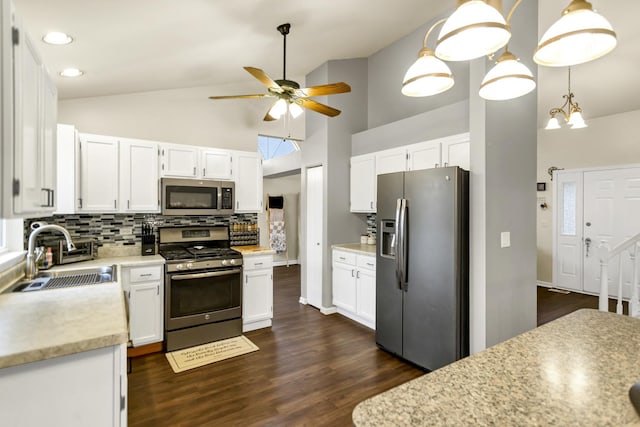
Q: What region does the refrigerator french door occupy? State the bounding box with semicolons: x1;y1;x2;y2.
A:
376;166;469;371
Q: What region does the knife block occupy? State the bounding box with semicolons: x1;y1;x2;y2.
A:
141;234;156;256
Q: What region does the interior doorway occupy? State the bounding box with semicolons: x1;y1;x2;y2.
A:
554;165;640;298
305;165;323;308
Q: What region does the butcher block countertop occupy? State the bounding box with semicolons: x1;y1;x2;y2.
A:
353;309;640;426
232;245;275;255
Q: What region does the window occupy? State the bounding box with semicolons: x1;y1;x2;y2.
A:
258;135;300;161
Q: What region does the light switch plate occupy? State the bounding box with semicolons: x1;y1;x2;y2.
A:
501;231;511;248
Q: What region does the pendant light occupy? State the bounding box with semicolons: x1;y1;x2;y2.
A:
435;0;511;61
478;0;535;101
479;50;535;100
402;19;455;97
534;0;617;67
544;67;587;130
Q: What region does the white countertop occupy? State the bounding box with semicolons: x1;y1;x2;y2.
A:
0;254;164;369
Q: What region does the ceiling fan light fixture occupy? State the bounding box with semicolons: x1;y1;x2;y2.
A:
289;102;304;118
479;50;536;101
534;0;617;67
268;99;288;119
435;0;511;61
402;48;454;97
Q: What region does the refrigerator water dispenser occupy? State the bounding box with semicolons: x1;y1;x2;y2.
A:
380;220;396;259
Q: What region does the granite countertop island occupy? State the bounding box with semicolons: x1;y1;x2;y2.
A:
353;309;640;426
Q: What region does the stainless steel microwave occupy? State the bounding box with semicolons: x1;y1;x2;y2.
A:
161;178;234;216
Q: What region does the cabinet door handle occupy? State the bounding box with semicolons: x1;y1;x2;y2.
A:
140;273;152;277
203;168;206;176
435;163;439;168
255;262;263;266
236;201;239;209
351;269;355;277
114;200;117;209
357;271;360;279
366;262;374;266
49;189;55;207
444;162;448;167
193;167;196;176
78;198;83;209
127;200;130;209
157;285;159;295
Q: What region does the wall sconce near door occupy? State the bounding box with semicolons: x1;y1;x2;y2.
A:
545;67;587;130
534;0;617;67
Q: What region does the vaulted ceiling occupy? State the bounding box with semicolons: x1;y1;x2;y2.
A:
14;0;640;127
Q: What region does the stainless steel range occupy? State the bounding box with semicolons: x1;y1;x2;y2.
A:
159;225;243;352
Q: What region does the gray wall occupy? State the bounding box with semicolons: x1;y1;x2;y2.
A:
470;0;538;349
300;58;368;308
367;16;470;130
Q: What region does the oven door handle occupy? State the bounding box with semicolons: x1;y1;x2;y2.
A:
171;268;242;281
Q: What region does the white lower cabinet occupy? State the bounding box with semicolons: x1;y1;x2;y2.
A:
242;254;273;332
332;249;376;329
0;343;127;427
122;264;164;347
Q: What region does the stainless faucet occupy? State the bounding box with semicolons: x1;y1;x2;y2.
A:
26;224;76;280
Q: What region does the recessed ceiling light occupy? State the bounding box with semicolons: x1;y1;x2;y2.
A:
59;68;84;78
42;31;73;45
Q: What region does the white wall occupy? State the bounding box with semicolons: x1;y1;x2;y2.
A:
537;109;640;283
58;80;305;151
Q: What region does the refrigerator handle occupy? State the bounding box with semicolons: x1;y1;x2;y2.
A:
398;198;408;290
394;199;403;289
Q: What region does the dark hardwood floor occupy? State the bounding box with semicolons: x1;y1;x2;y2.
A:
128;265;423;427
129;267;619;426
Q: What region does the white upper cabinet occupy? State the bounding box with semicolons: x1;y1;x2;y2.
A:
9;20;57;216
159;143;199;178
120;138;159;212
441;135;470;170
234;151;262;213
78;133;119;212
350;154;376;213
407;140;441;170
55;124;79;214
201;149;233;180
375;147;407;176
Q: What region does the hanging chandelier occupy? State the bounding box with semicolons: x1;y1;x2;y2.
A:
544;67;587;130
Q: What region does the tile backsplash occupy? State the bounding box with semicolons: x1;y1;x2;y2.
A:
367;214;376;237
24;213;258;250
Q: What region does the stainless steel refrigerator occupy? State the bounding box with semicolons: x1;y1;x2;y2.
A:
376;166;469;371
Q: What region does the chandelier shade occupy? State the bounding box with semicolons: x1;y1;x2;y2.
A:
435;0;511;61
402;48;455;97
479;50;535;101
534;0;617;67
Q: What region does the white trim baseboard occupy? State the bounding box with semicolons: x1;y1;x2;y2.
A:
320;306;337;315
298;297;308;305
537;280;553;288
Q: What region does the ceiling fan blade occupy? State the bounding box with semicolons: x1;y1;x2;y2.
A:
244;66;281;90
296;82;351;97
298;98;341;117
208;94;270;100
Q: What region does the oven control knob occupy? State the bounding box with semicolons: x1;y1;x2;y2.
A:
176;264;184;271
186;263;194;270
222;259;228;266
230;259;236;265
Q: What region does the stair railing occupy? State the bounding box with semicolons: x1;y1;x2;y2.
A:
598;231;640;317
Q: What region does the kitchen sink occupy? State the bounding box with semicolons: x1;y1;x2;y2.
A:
7;265;117;293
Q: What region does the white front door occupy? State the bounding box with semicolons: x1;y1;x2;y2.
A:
554;166;640;298
306;166;323;308
583;167;640;297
